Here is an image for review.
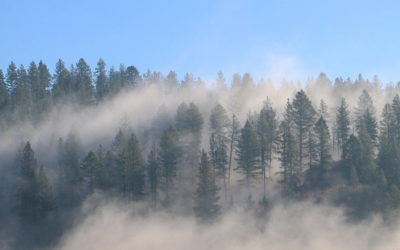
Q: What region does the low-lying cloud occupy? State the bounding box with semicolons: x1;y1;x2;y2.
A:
55;195;400;250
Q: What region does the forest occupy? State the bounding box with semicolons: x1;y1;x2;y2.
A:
1;58;400;249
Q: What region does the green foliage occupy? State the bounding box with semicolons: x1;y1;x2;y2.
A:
159;126;180;205
290;90;316;171
336;98;350;154
209;103;229;198
277;121;299;192
257;99;278;196
17;142;56;224
148;142;161;207
236;120;260;188
194;151;220;222
95;58;108;101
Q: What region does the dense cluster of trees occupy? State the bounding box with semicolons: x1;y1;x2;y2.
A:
3;58;400;249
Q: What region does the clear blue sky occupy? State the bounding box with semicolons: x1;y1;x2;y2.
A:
1;0;400;84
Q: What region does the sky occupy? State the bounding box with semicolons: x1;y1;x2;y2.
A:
1;0;400;84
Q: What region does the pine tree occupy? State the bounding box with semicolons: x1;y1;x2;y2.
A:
209;103;230;135
209;133;228;199
342;134;361;184
257;99;277;197
235;120;260;188
307;116;331;188
74;58;94;105
228;114;240;189
17;142;56;224
277;121;299;191
391;94;400;146
34;61;51;116
6;61;18;92
13;65;32;120
0;69;10;113
318;99;329;120
81;151;99;193
28;62;41;103
159;126;180;206
95;144;109;191
291;90;316;172
52;59;72;99
147;142;160;207
194;151;220;222
165;71;179;90
126;65;140;86
378;134;400;187
336;98;350;155
56;133;84;208
357;121;378;184
380;103;395;140
38;60;51;98
355;90;378;144
95;58;108;101
209;103;229;199
126;133;145;200
108;130;128;195
37;165;57;219
175;102;203;187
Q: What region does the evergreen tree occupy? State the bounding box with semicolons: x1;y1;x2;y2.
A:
391;94;400;146
0;69;10;113
235;120;260;188
56;133;84;208
380;103;395;140
342;134;361;184
307;116;331;188
17;142;56;224
74;58;94;105
209;103;229;199
357;122;378;184
228;114;240;189
257;99;278;196
147;142;160;207
175;102;203;187
315;117;331;168
108;130;128;195
291;90;316;172
33;61;51;116
52;59;72;99
378;134;400;187
355;90;378;144
13;65;32;120
81;151;99;193
277;121;299;191
318;99;329;120
165;71;179;90
37;165;57;219
6;61;18;92
125;133;145;200
28;62;41;103
95;58;108;101
194;151;220;222
38;60;51;98
336;98;350;155
209;103;230;135
126;65;140;86
94;144;109;191
209;133;228;199
159;126;180;206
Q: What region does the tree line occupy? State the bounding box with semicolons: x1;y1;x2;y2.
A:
2;58;400;249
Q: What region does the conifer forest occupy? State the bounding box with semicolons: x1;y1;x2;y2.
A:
2;58;400;249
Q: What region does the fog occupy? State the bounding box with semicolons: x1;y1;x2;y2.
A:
0;74;396;165
1;72;400;250
54;194;400;250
